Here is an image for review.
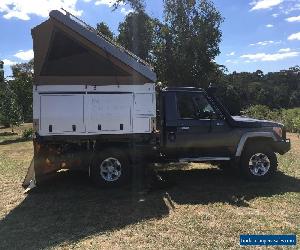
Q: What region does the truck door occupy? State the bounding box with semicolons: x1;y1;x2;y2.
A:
164;91;232;158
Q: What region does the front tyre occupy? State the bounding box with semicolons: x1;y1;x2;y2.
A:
240;144;277;181
90;149;130;187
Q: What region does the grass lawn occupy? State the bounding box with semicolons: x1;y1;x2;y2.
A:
0;124;299;249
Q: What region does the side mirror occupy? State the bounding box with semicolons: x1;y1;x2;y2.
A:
208;110;218;120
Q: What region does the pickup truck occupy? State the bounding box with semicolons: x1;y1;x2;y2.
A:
23;10;291;188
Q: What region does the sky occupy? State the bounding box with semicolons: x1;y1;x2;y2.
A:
0;0;300;77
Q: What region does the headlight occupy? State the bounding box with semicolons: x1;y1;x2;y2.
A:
273;127;282;138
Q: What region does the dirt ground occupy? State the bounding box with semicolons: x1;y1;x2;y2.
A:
0;124;299;249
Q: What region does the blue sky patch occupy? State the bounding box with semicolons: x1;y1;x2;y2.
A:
0;0;300;77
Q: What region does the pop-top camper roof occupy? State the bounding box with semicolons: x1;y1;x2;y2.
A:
32;9;157;85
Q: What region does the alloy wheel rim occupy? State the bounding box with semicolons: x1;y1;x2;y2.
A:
248;153;271;176
100;157;122;182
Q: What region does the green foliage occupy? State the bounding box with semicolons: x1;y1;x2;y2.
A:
157;0;223;88
280;108;300;133
0;60;3;83
96;22;114;40
0;82;22;131
9;60;33;122
242;105;300;133
115;0;223;88
22;128;34;139
113;0;145;11
0;60;33;128
216;66;300;115
118;11;156;61
241;105;274;120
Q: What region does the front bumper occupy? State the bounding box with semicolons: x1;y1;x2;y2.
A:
273;139;291;154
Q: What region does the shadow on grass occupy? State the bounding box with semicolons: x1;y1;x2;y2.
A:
0;168;299;249
159;168;300;207
0;132;18;136
0;137;31;145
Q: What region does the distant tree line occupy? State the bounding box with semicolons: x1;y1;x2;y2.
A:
215;67;300;115
0;0;299;129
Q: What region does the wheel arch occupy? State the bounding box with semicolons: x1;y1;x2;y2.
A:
235;132;276;157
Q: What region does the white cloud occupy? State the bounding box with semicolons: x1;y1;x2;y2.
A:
250;0;283;11
14;49;33;60
94;0;119;7
120;7;133;15
225;59;238;64
272;13;279;17
288;32;300;40
281;2;300;14
2;59;17;66
250;40;281;46
278;48;291;52
265;24;274;27
0;0;82;21
241;51;299;62
226;51;235;56
92;1;131;15
286;15;300;22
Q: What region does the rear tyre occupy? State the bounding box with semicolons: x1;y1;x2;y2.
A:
90;149;131;187
240;144;277;181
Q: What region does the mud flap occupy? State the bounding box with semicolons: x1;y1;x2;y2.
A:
22;157;36;191
22;139;62;189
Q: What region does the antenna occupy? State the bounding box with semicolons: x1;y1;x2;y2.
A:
60;8;153;70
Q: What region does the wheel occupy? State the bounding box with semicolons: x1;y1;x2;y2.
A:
90;149;131;187
240;144;277;181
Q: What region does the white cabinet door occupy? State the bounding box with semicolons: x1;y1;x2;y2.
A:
86;93;133;133
40;94;85;134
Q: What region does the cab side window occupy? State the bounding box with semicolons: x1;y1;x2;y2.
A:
177;93;197;119
177;92;219;119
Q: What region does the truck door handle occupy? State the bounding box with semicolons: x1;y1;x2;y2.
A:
180;126;190;130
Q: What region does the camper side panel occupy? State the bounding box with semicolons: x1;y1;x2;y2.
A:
33;84;156;136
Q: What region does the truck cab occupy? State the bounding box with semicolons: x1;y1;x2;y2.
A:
160;87;237;159
158;87;290;180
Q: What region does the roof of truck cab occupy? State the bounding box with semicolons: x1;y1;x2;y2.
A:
163;87;204;92
31;10;157;85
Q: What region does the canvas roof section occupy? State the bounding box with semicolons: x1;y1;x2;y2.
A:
32;10;157;85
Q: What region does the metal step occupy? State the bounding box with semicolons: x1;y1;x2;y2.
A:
179;157;231;163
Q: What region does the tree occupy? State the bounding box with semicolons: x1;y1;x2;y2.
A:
96;22;114;40
158;0;223;88
114;0;145;12
118;11;156;61
289;90;300;107
0;60;4;83
0;82;22;131
9;60;33;122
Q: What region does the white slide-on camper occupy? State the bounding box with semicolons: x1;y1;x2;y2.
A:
24;9;157;188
